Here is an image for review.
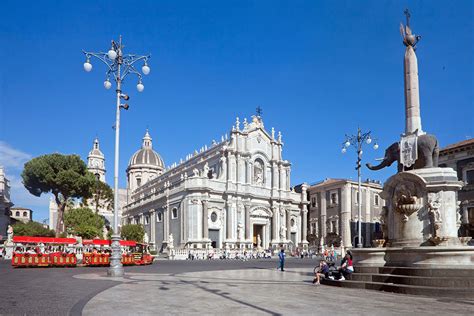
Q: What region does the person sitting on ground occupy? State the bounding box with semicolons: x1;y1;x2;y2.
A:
338;252;354;280
313;260;329;285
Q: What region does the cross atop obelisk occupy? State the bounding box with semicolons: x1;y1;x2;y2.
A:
400;9;423;135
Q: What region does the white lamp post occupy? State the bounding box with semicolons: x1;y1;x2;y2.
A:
83;36;151;277
341;128;378;248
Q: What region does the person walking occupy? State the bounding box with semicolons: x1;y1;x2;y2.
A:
277;248;286;271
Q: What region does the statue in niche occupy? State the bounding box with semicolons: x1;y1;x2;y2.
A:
254;160;264;185
257;234;262;248
237;222;244;241
427;193;442;240
280;225;287;240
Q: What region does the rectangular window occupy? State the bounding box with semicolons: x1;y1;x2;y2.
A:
331;193;338;205
145;215;150;225
311;197;316;208
375;194;380;206
466;170;474;185
172;208;178;219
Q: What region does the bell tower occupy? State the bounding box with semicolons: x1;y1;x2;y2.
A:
87;138;106;182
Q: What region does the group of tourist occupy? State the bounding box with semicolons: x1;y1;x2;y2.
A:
312;250;353;285
13;244;75;255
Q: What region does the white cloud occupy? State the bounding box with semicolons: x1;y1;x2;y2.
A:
0;141;32;169
0;141;50;222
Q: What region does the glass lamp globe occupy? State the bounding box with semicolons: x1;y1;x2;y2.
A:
373;143;379;150
83;61;92;72
366;137;372;144
104;79;112;90
344;141;351;148
137;82;144;92
108;49;117;60
142;64;150;75
341;147;347;154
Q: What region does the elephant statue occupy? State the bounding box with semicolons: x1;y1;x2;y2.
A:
366;134;439;172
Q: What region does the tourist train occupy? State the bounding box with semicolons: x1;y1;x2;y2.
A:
10;236;153;268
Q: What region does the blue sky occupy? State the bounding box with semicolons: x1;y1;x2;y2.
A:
0;1;472;223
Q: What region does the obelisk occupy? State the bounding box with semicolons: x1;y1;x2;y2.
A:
401;9;423;135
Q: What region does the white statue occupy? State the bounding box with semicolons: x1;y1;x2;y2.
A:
237;222;244;241
257;234;262;248
280;225;287;240
168;233;174;246
203;162;210;177
7;225;13;243
144;232;149;244
193;168;200;177
254;160;264;185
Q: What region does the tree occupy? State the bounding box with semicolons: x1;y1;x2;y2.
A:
121;224;145;242
64;207;105;239
13;221;55;237
82;174;114;213
22;154;95;236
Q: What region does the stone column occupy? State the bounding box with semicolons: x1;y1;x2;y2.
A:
341;184;352;248
272;206;278;241
245;204;251;240
226;197;232;240
286;209;291;241
163;205;169;243
246;159;251;184
272;162;278;189
279;165;284;190
202;200;209;240
301;208;308;242
150;209;156;249
236;154;242;183
320;191;327;239
365;188;371;222
404;45;422;134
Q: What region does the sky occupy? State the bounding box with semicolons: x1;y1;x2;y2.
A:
0;1;472;223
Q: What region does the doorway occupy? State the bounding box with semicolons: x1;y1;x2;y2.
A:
209;229;220;249
253;224;263;247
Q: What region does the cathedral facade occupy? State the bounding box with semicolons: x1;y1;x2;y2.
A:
123;115;309;251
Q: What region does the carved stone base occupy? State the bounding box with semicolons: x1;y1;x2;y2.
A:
385;246;474;267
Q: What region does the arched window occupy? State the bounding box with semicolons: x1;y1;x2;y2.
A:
253;159;265;185
15;211;20;217
136;177;142;187
23;211;28;217
157;212;163;222
172;208;178;219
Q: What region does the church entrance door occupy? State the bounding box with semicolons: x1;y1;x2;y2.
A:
253;224;263;247
209;229;220;249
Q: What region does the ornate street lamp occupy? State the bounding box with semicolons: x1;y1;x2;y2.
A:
341;128;378;248
83;36;151;277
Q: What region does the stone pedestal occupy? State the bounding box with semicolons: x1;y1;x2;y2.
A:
381;168;463;248
4;241;13;260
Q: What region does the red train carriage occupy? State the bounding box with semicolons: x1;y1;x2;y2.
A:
133;243;154;265
12;236;77;268
81;239;139;266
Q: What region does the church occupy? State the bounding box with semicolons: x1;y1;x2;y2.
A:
123;114;309;252
49;114;309;252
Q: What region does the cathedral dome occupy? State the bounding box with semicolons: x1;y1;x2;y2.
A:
127;130;164;170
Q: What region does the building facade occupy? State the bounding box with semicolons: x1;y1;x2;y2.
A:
123;115;309;252
438;138;474;238
0;167;13;239
10;207;33;223
307;178;384;248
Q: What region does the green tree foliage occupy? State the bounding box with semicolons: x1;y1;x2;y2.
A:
82;174;114;213
64;207;105;239
13;221;55;237
120;224;145;242
21;154;95;236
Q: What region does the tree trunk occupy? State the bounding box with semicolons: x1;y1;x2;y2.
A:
55;195;67;237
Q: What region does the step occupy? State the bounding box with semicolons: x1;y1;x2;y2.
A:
355;266;474;278
321;279;474;299
350;273;474;288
